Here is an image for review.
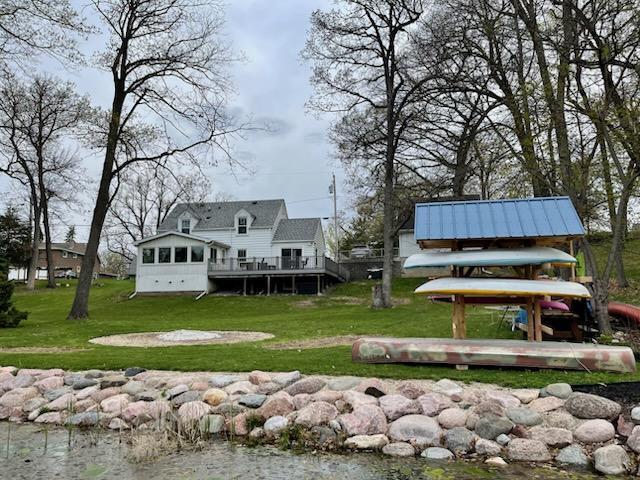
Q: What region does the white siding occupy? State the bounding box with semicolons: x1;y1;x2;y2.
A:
136;235;209;293
399;230;422;258
270;241;318;258
314;224;326;256
196;227;274;258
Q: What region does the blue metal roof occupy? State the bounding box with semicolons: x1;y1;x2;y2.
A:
414;197;585;241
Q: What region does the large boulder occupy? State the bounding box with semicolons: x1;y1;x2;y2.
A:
417;393;454;416
475;439;502;456
593;444;631;475
541;383;572;399
431;379;463;400
564;392;621;420
263;415;289;434
443;427;475;454
421;447;454;460
0;387;39;408
33;376;64;393
485;391;520;409
122;400;171;424
285;377;326;396
555;444;589;468
506;438;551;462
202;388;227;407
46;392;76;411
528;426;572;448
625;425;640;453
379;394;421;421
511;389;539;404
344;434;389;450
100;393;130;414
272;371;301;387
573;419;615;444
474;414;514;440
248;370;271;385
294;401;339;428
527;396;564;413
388;414;442;448
437;408;468;429
382;442;415;457
506;407;542;426
209;375;240;388
338;404;388;436
395;381;425;400
256;393;295;419
178;401;211;424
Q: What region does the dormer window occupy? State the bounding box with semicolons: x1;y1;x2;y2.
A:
181;218;191;234
62;251;68;258
238;217;247;235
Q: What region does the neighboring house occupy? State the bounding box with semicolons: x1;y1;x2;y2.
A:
32;242;100;279
134;199;346;295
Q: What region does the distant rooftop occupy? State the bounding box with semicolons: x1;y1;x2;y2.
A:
414;197;585;245
273;218;321;242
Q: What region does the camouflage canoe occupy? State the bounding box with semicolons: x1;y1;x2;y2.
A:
352;337;636;373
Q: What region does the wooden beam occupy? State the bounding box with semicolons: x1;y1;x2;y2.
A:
243;277;247;296
317;275;321;296
534;298;543;341
267;275;270;296
526;298;535;341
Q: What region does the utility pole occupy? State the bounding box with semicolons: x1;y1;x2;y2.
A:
330;173;339;263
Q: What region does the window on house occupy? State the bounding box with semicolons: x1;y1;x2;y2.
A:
62;251;68;258
175;247;188;263
142;248;155;264
191;246;204;262
181;219;191;234
237;249;247;261
159;247;171;263
237;217;247;234
211;248;218;263
72;253;78;259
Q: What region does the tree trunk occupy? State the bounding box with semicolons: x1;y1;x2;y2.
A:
39;193;56;289
26;200;42;290
581;238;611;334
381;138;395;308
68;92;124;319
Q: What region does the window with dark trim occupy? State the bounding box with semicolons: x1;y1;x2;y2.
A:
175;247;188;263
237;249;247;261
191;246;204;262
62;251;68;258
142;248;155;264
237;217;247;234
159;247;171;263
181;219;191;234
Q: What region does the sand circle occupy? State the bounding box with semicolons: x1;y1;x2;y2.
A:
89;329;274;347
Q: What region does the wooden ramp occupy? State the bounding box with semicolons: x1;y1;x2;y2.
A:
352;337;636;373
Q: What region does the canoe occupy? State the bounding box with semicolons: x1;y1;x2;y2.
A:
430;296;570;311
415;277;591;298
403;246;576;269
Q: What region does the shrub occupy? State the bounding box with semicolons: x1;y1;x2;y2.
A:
0;274;27;328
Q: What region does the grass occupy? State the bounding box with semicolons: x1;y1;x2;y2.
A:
1;269;638;388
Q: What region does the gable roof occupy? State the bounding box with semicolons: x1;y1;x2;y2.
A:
39;242;87;255
272;218;321;242
414;196;585;242
159;199;285;231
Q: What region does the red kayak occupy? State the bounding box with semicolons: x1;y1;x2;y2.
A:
609;302;640;326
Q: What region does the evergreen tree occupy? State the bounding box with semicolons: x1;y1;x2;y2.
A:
65;225;76;243
0;207;31;269
0;255;27;328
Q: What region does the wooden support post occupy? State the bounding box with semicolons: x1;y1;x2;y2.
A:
526;297;535;341
267;276;271;296
534;298;542;341
569;240;576;281
243;277;247;296
459;295;466;339
292;276;295;294
452;295;459;339
317;275;321;296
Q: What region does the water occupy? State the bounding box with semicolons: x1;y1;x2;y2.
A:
0;423;601;480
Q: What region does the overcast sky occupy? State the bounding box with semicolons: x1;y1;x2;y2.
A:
0;0;344;241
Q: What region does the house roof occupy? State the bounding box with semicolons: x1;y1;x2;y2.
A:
133;231;229;247
39;242;88;255
158;199;285;231
272;218;321;242
414;196;585;242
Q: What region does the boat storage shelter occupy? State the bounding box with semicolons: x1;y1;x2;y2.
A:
352;197;636;373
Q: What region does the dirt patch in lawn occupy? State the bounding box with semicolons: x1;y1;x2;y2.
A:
0;347;90;354
89;330;274;348
265;335;360;350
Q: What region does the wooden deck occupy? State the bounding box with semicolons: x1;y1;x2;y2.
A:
352;337;636;373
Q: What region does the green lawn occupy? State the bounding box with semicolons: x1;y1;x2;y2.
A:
1;275;638;388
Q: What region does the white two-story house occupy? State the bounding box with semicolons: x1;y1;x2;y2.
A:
134;199;346;295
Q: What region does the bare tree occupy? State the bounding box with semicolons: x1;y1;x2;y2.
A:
0;75;90;289
68;0;240;319
104;163;210;261
0;0;89;71
304;0;430;308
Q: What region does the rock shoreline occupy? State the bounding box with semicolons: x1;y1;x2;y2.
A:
1;366;638;475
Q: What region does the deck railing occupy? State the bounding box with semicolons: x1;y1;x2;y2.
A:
208;256;349;280
338;247;399;260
